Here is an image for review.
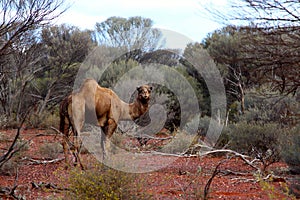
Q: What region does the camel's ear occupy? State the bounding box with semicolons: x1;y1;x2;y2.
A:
136;86;141;92
149;86;153;91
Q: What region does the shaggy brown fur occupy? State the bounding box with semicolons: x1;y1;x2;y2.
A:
59;79;152;168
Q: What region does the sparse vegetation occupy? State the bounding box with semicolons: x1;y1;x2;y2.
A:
39;142;63;160
0;0;299;198
28;111;60;129
0;137;29;176
66;164;147;200
160;130;194;154
281;125;300;174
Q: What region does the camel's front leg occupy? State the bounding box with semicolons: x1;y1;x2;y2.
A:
103;118;117;158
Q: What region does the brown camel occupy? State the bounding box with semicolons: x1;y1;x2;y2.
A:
59;79;152;168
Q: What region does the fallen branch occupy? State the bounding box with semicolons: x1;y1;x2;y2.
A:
50;126;62;136
125;133;174;141
220;169;252;176
0;127;22;168
144;150;201;158
31;182;70;191
199;148;261;172
0;168;24;200
22;157;64;165
230;177;257;183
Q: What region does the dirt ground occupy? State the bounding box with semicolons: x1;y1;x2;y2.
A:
0;128;299;199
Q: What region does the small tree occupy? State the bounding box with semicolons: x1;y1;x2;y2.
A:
0;0;67;123
30;24;96;116
94;16;163;54
201;0;300;96
201;26;251;114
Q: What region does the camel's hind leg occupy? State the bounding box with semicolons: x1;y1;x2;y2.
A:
70;95;85;169
72;135;84;169
62;131;70;168
59;99;72;169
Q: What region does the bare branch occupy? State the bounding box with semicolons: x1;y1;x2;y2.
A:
199;147;261;171
22;157;64;165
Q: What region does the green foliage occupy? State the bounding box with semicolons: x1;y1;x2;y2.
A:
160;130;194;154
0;159;18;176
214;125;231;149
95;16;163;51
66;164;144;200
201;26;249;108
153;64;209;130
39;142;63;160
232;91;299;127
230;122;279;154
256;173;295;200
181;44;211;116
27;110;60;129
221;122;281;168
99;59;139;88
0;138;29;176
281;125;300;174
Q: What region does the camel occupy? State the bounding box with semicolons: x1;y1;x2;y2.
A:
59;79;152;168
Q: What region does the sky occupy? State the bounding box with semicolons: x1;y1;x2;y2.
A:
55;0;228;43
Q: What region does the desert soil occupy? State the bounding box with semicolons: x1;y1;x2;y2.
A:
0;128;298;199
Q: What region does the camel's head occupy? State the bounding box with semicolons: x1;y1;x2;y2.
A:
137;85;152;103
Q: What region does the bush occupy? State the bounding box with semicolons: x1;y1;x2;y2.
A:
229;123;279;153
236;92;299;127
28;111;60;129
0;159;18;176
0;138;29;176
214;126;231;149
281;125;300;174
160;130;194;154
221;122;281;169
39;142;63;159
66;164;145;200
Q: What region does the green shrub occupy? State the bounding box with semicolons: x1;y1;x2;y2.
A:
229;123;279;152
214;125;231;149
0;159;18;176
28;111;60;129
0;138;29;176
237;92;299;127
281;125;300;174
223;122;281;169
66;164;144;200
160;130;194;154
39;142;63;159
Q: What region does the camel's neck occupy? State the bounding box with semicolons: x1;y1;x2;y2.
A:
120;99;149;121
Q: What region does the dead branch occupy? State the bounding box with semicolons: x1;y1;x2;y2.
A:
22;157;64;165
0;127;21;168
50;126;62;135
0;168;24;200
31;181;70;191
199;147;261;172
0;186;23;200
220;169;252;176
144;151;186;157
0;111;29;168
204;159;227;200
135;134;174;141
